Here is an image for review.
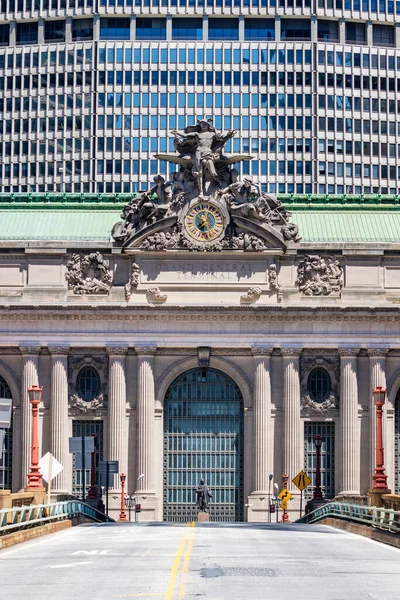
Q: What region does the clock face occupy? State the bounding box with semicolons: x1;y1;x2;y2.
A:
185;203;225;242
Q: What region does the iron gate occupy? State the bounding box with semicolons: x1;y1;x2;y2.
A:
163;367;244;522
304;421;335;500
72;420;103;498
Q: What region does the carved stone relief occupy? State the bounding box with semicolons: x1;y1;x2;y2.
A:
147;286;167;303
125;262;140;301
296;255;343;297
66;252;112;295
299;353;340;416
268;263;283;302
240;287;262;303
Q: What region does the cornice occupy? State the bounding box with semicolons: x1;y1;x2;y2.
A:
0;347;21;355
106;345;129;356
135;345;157;356
1;305;400;325
48;345;70;355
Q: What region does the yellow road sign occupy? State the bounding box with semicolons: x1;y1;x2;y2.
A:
292;471;312;492
278;488;293;501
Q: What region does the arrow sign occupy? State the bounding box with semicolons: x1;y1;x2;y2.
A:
292;470;312;492
278;489;292;501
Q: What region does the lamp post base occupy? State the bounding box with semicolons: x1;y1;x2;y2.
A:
367;487;391;508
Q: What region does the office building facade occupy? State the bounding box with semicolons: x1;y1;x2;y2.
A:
1;4;400;194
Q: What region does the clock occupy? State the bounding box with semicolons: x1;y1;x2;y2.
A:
184;202;225;242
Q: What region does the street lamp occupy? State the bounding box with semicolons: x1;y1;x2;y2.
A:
313;435;324;501
371;386;388;490
135;473;144;522
118;473;128;522
273;482;279;523
26;385;44;489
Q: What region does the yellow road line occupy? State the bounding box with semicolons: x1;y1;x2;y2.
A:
177;522;196;599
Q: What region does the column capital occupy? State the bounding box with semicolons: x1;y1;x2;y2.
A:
252;346;274;357
338;347;360;358
19;345;41;355
367;348;389;358
135;345;157;356
106;345;129;356
48;345;70;356
281;347;301;358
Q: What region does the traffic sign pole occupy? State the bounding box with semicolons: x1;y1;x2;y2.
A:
300;489;303;518
81;435;86;503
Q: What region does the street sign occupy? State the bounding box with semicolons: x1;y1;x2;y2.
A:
278;489;293;501
98;460;119;474
292;471;312;492
69;436;95;453
75;453;93;470
135;504;141;513
99;472;115;487
39;452;64;483
0;398;12;429
269;504;275;513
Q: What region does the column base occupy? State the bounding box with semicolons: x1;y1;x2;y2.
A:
133;491;159;522
247;493;272;523
367;487;391;508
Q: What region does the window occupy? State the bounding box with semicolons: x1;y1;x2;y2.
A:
172;18;202;40
318;19;339;42
373;24;395;47
307;368;332;403
76;367;101;401
0;24;9;47
44;20;66;43
209;18;239;41
72;18;93;41
0;376;12;489
136;18;166;40
345;22;366;44
16;22;38;45
304;422;335;500
281;19;311;40
244;18;275;41
100;18;130;40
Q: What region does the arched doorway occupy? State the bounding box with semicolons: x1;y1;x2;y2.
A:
163;367;244;522
395;388;400;494
0;375;12;490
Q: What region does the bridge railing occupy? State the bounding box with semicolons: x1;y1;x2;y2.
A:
0;500;114;535
296;502;400;534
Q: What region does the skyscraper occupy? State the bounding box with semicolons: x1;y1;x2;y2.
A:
0;4;399;195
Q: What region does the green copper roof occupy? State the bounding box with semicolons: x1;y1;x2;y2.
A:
0;194;398;243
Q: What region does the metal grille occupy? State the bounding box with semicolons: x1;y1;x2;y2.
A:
304;422;335;500
72;420;103;498
163;367;244;523
0;376;12;490
395;390;400;494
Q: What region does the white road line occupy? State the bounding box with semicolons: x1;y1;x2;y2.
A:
36;561;94;569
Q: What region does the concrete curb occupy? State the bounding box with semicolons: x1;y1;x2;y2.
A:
0;520;72;549
320;517;400;549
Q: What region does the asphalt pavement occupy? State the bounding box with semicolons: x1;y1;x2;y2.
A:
1;521;399;600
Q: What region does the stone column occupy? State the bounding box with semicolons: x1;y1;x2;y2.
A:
339;349;360;495
49;346;70;493
282;349;302;491
93;15;100;42
20;346;40;490
368;349;388;488
107;347;128;490
251;347;273;493
65;17;72;44
135;346;156;494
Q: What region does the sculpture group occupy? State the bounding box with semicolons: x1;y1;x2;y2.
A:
112;119;301;252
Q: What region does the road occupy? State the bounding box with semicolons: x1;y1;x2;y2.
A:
1;522;399;600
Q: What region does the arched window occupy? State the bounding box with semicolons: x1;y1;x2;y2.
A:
76;367;100;401
0;375;12;489
307;368;331;403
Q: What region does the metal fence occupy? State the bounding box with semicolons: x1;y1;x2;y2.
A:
297;501;400;534
0;500;113;535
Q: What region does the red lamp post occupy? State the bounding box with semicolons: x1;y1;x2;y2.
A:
371;386;388;490
118;473;128;522
313;435;324;501
26;385;44;489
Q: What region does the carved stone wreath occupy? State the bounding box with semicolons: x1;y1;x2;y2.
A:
69;393;106;414
66;252;112;295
